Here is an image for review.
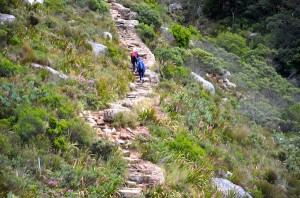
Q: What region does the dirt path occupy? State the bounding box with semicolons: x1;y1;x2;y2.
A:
82;1;164;197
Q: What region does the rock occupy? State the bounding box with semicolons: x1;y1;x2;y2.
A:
103;109;119;122
87;41;107;56
124;12;137;20
0;14;16;23
169;3;183;12
31;63;69;80
122;150;131;157
27;0;44;4
103;128;112;134
212;178;253;198
115;139;125;145
144;70;159;83
97;119;105;125
160;26;174;42
191;72;215;94
103;32;112;42
222;98;228;102
118;188;144;198
126;181;137;187
129;82;136;90
106;0;116;3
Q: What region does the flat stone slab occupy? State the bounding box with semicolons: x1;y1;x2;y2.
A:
118;188;144;198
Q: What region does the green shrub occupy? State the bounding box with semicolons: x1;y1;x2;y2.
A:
154;45;184;66
14;107;48;142
112;111;137;128
138;107;158;125
68;119;95;147
88;0;109;12
90;139;118;161
168;133;206;161
280;103;300;132
170;23;192;48
215;32;250;57
136;23;157;42
264;169;278;184
0;58;19;77
132;3;162;30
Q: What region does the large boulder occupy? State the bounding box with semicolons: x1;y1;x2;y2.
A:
212;178;253;198
0;14;16;23
87;41;107;56
191;72;215;94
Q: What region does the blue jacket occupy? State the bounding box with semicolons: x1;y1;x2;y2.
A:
136;57;146;72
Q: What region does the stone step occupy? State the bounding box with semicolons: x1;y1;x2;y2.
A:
118;188;144;198
122;149;131;157
126;180;137;188
123;157;141;164
128;174;151;184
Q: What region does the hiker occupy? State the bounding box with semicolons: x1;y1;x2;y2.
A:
130;51;139;72
136;57;146;83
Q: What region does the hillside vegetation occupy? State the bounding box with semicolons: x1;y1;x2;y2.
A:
0;0;299;197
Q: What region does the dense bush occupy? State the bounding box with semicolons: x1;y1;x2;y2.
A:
136;23;157;42
88;0;109;12
215;32;250;57
0;58;20;77
168;133;206;161
132;3;162;30
170;23;192;48
90;139;118;161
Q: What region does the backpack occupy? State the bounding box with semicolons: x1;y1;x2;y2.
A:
131;52;138;58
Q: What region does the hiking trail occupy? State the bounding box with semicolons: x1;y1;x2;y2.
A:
81;1;164;197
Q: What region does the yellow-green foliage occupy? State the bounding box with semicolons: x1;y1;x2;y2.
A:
170;23;192;48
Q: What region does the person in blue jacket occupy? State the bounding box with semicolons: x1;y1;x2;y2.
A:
136;57;146;83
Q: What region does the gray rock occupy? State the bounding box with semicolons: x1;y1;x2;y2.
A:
145;70;159;83
103;32;112;42
31;63;69;80
118;188;144;198
160;26;174;42
222;98;229;102
191;72;215;94
0;14;16;23
103;109;118;122
129;82;136;90
212;178;253;198
169;3;183;12
87;41;107;56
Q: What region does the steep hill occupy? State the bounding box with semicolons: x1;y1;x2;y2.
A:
0;0;299;197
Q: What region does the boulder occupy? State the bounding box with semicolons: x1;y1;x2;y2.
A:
212;178;253;198
31;63;69;80
103;109;119;122
191;72;215;94
0;14;16;23
145;70;159;83
87;41;107;56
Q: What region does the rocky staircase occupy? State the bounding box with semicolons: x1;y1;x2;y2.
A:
81;1;164;197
